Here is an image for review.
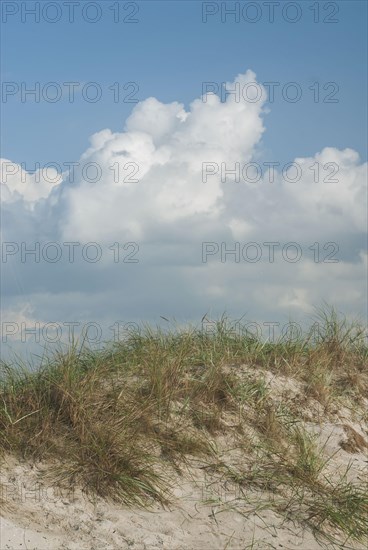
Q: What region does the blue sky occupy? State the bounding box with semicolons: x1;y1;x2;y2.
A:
1;1;367;359
2;1;367;168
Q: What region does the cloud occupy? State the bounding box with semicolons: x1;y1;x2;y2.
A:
1;158;62;204
1;70;367;356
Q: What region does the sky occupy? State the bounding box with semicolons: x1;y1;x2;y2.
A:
1;0;367;360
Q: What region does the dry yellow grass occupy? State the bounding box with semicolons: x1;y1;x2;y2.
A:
1;307;367;546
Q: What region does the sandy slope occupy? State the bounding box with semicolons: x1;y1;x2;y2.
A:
0;462;360;550
1;369;367;550
1;444;367;549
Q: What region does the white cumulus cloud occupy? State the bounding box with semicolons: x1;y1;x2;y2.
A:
1;70;367;358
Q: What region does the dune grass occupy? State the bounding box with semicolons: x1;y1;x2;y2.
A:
0;307;367;545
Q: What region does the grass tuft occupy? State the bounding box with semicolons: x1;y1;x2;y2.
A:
0;306;367;545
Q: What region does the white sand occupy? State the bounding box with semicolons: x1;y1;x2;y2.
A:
1;370;367;550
